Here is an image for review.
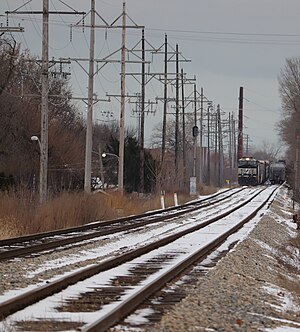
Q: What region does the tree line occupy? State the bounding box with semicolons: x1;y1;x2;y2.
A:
0;37;156;196
278;57;300;196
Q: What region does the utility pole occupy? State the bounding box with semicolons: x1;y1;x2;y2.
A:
69;1;143;194
217;104;223;187
232;114;237;169
161;34;168;165
238;86;244;160
193;82;198;179
153;39;190;190
139;29;145;193
214;111;218;186
84;0;96;194
175;44;179;177
207;103;212;186
6;2;84;202
294;130;300;207
39;0;49;203
181;68;186;188
228;113;232;170
118;1;126;194
199;87;204;184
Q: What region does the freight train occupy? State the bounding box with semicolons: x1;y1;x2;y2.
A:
238;156;286;186
269;160;286;184
237;156;269;186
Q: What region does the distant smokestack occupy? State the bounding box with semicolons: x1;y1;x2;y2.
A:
238;86;243;160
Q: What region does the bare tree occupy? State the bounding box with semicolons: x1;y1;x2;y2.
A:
0;37;19;97
0;44;86;194
278;57;300;194
278;58;300;150
250;140;284;161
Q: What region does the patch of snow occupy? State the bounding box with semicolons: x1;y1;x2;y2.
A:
263;284;299;313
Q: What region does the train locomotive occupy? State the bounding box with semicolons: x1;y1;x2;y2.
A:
238;156;269;186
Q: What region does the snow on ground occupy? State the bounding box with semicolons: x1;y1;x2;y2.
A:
0;187;276;330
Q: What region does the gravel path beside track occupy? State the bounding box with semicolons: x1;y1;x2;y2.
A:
147;187;300;332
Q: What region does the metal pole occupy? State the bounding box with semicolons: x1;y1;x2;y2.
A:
118;1;126;193
40;0;49;203
84;0;95;194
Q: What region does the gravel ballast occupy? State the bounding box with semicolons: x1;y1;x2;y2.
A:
1;187;299;332
147;187;300;332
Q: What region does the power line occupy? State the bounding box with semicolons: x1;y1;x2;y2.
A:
147;27;300;38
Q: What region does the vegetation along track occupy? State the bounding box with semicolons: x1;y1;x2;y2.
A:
0;187;243;261
0;185;278;331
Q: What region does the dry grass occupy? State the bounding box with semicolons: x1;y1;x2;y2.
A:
0;186;217;240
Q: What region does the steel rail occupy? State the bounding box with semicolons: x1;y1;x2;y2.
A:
0;188;244;261
0;187;237;247
0;187;266;320
83;186;278;332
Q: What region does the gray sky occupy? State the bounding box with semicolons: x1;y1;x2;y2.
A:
1;0;300;151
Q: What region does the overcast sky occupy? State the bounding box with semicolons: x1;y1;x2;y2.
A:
1;0;300;151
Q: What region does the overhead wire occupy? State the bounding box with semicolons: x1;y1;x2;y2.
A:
244;97;279;113
123;29;300;46
147;27;300;38
1;2;289;130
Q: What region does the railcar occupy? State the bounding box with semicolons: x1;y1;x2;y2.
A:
269;160;286;184
238;156;268;186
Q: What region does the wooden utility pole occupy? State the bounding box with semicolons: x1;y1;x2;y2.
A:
175;44;179;176
69;1;143;194
233;114;237;169
6;2;84;202
199;87;204;184
214;111;218;185
139;29;145;193
294;130;300;207
118;1;127;193
84;0;96;194
181;68;186;187
228;113;232;170
39;0;49;203
207;103;212;185
161;34;168;164
217;104;223;187
193;82;198;178
238;86;244;160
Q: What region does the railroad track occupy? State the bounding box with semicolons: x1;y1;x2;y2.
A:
0;185;278;332
0;187;244;261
